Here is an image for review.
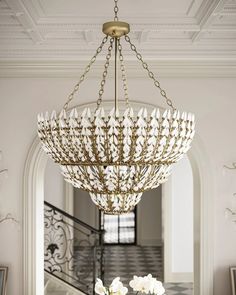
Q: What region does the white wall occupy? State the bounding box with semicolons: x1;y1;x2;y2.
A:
137;186;162;246
171;155;193;274
0;77;236;295
44;159;64;210
74;188;98;228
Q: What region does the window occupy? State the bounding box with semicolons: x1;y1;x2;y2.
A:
100;210;136;244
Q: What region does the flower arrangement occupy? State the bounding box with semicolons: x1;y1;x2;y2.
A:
95;274;165;295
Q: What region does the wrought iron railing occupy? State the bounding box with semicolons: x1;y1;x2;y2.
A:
44;201;104;294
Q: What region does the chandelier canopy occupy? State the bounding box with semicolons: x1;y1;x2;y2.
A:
37;0;195;214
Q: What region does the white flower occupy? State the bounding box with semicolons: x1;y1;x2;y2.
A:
129;275;144;292
143;274;154;294
130;275;151;293
129;274;165;295
95;278;107;295
110;277;128;295
95;275;164;295
145;274;165;295
152;280;165;295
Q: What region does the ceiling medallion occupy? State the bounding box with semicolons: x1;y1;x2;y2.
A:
37;0;195;215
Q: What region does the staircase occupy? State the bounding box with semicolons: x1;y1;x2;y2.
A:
44;201;104;295
44;272;84;295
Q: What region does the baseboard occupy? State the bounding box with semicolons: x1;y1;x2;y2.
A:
165;272;193;283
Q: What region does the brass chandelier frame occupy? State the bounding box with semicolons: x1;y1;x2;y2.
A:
37;0;195;214
62;0;175;114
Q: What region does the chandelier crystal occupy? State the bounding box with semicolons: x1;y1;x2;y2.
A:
37;0;195;214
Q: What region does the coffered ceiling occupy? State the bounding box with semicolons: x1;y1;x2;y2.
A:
0;0;236;76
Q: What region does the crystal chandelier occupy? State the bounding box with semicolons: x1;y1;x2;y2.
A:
37;0;195;215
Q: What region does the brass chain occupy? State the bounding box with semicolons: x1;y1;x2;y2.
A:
114;0;119;21
118;38;130;107
96;37;115;110
63;36;108;111
124;35;176;110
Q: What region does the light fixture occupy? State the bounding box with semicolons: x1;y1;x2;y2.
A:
37;0;195;214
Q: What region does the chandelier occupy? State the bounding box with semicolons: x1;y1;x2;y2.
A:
37;0;195;215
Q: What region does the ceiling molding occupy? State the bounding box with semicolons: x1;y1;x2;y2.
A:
0;45;235;59
0;0;235;75
192;0;228;41
5;0;43;43
1;60;236;78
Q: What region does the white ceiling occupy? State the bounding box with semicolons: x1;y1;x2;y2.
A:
0;0;236;76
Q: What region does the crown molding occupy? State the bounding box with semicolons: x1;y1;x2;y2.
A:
192;0;228;41
0;60;236;78
0;0;235;72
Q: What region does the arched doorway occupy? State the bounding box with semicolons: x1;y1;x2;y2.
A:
22;102;213;295
163;154;195;293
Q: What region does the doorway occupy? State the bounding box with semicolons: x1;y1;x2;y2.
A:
23;102;214;295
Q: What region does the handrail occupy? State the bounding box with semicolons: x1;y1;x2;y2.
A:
44;201;103;234
44;200;104;295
